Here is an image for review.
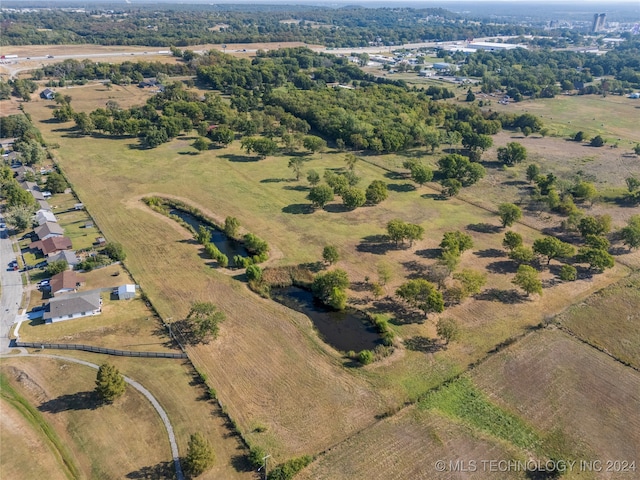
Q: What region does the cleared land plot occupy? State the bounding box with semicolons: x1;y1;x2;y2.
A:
557;273;640;369
0;357;172;480
23;95;633;456
471;329;640;477
297;406;527;480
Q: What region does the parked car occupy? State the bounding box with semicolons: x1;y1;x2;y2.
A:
0;222;6;228
38;279;50;286
35;261;47;268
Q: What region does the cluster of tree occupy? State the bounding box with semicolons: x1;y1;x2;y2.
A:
0;166;37;231
0;79;38;101
386;219;424;247
185;301;226;343
312;268;349;310
0;6;536;49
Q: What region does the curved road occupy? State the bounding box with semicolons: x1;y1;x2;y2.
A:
2;352;185;480
0;220;23;354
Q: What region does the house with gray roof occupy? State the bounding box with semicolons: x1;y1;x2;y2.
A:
43;291;102;324
36;209;57;226
34;221;64;241
47;250;79;267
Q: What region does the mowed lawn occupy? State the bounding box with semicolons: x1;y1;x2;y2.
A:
0;357;172;480
471;329;640;477
23;88;634;461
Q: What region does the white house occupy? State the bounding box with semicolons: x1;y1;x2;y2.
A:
34;221;64;241
35;209;57;226
43;291;102;324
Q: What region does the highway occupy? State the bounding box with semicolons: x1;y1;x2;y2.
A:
0;218;24;353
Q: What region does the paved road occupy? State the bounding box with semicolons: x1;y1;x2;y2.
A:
2;352;185;480
0;219;24;353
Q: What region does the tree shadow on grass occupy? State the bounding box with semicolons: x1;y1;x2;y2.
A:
387;183;415;192
177;151;200;156
231;454;255;474
415;248;441;259
126;461;175;479
372;298;425;325
324;203;352;213
404;336;443;354
282;185;310;192
282;203;313;215
486;260;519;274
474;248;505;258
467;223;502;234
357;235;396;255
401;260;430;279
38;391;100;413
475;288;527;304
219;153;258;162
421;192;447;201
502;180;529;186
384;171;407;180
260;177;289;183
169;319;209;346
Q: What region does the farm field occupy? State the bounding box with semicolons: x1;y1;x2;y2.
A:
19;77;638;471
471;328;640;478
0;356;172;479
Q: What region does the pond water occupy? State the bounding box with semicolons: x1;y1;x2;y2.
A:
169;209;248;265
271;286;382;353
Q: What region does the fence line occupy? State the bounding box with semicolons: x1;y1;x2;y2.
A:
14;342;187;359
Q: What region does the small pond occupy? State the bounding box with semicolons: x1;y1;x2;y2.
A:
169;209;249;265
271;286;383;353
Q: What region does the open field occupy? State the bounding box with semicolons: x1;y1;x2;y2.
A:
557;273;640;369
0;356;172;479
471;329;640;479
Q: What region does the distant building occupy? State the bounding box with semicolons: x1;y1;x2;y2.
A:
40;88;55;100
592;13;606;33
433;62;457;73
467;42;526;51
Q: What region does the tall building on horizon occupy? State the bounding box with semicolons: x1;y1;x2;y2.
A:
592;13;606;33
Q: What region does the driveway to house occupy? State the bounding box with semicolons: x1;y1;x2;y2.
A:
0;220;24;353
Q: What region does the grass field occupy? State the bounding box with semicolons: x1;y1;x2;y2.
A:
557;273;640;369
19;78;640;472
0;356;173;479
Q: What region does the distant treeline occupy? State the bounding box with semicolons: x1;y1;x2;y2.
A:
0;6;534;48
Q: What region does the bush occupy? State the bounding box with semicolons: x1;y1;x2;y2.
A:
358;350;374;365
267;456;313;480
103;242;126;261
559;265;577;281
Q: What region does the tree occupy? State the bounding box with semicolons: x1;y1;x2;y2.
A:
633;144;640;156
559;265;577;281
193;137;209;152
498;203;522;228
186;302;226;343
452;269;487;297
288;157;304;181
74;112;94;135
584;234;610;250
440;231;473;255
386;219;423;247
526;164;540;183
103;242;126;261
3;204;35;231
245;264;262;282
576;247;614;272
497;142;527;166
241;137;277;158
572;181;598;205
322;245;339;265
620;215;640;250
312;269;349;309
344;153;358;172
46;260;68;275
341;187;366;210
208;125;234;146
95;363;126;403
186;433;215;477
377;262;392;285
365;180;388;205
509;246;535;264
302;135;326;154
502;231;523;251
590;135;605;147
573;131;585;142
440;178;461;197
578;215;611;237
45;172;68;194
396;279;444;317
512;264;543;296
224;216;240;239
196;225;211;245
532;237;575;265
308;185;334;209
410;164;433;187
307;169;320;186
465;88;476;102
436;317;460;345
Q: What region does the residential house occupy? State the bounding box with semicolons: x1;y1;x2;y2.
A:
47;250;79;267
34;222;64;241
38;200;52;211
40;88;55;100
43;291;102;324
49;270;81;296
116;284;136;300
13;165;34;182
29;236;72;256
95;236;106;246
35;209;57;226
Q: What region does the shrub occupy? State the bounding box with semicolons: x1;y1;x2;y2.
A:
559;265;577;281
358;350;374;365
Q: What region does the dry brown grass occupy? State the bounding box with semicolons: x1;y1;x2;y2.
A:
297;407;527;480
0;356;172;479
471;328;640;475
